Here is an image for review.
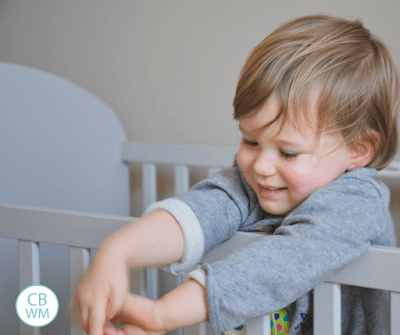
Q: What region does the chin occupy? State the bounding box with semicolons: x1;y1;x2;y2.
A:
259;204;286;216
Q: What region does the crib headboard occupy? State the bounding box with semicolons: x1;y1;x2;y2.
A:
0;62;129;214
0;62;129;334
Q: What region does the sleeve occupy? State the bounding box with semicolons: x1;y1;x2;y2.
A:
143;161;259;275
200;177;388;334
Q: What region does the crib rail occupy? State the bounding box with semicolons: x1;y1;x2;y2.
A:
0;204;133;249
121;142;238;169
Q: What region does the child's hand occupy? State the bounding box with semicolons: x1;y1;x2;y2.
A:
103;293;167;335
74;250;129;335
103;279;208;335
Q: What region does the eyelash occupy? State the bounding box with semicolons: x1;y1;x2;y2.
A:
242;139;299;160
280;151;298;160
243;139;258;147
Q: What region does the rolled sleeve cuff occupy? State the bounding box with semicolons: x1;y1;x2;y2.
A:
144;198;205;275
188;268;207;288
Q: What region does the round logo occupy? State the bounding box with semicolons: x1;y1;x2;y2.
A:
16;285;59;327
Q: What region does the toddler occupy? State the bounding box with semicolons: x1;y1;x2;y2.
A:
74;14;400;335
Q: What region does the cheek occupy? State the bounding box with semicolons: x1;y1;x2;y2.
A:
283;165;320;198
283;157;346;198
237;146;252;172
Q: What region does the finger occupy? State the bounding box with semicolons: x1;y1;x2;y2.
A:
87;304;107;335
103;326;125;335
80;307;89;333
121;324;144;335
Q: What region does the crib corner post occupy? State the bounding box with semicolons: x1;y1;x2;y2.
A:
390;291;400;334
314;282;341;335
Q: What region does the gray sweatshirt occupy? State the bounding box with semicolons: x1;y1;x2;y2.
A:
144;160;396;335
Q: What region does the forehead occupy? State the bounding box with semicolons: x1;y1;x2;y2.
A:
238;93;319;140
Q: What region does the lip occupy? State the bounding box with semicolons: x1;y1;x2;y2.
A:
258;183;285;189
257;184;287;199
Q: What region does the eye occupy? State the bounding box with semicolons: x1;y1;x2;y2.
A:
243;139;258;147
280;151;299;159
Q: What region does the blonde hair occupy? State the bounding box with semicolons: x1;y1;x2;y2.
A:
233;14;399;170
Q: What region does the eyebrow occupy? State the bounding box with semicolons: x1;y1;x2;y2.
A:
274;138;305;147
238;124;263;134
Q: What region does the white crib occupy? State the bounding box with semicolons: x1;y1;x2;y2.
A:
1;63;400;335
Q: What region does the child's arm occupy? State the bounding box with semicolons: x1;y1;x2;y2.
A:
156;278;208;331
104;279;208;335
74;210;185;335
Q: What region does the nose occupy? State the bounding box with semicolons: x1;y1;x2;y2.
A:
252;149;277;177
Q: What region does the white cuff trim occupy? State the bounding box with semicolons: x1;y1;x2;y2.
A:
188;268;207;288
144;198;205;275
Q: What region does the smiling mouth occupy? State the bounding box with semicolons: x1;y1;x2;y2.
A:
258;184;287;190
257;184;287;198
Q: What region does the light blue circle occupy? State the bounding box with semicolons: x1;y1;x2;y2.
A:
15;285;59;327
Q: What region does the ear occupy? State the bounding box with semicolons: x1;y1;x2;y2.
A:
346;131;380;171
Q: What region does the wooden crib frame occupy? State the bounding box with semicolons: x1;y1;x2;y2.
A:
2;142;400;335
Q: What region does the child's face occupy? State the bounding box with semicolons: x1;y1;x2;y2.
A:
237;93;352;216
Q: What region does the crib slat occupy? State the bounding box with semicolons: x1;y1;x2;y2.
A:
142;163;159;301
18;240;41;335
314;282;341;335
183;322;210;335
245;314;270;335
207;167;221;178
69;247;91;335
145;267;159;301
174;163;189;290
174;164;189;196
142;162;157;209
172;164;190;335
390;292;400;334
19;240;40;289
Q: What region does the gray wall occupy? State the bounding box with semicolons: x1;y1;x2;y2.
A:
1;1;399;219
1;3;400;218
2;0;399;219
0;0;399;148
